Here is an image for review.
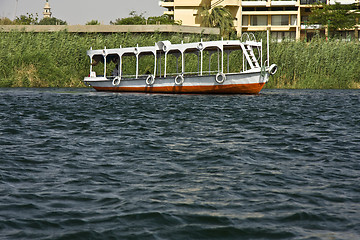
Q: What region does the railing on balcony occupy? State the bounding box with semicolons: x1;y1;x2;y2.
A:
300;0;326;4
211;0;225;8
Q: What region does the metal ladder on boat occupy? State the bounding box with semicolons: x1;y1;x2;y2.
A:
245;44;260;68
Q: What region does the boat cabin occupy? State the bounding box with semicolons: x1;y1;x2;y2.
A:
87;34;264;81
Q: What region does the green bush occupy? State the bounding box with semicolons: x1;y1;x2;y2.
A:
110;11;179;25
267;38;360;89
37;17;67;25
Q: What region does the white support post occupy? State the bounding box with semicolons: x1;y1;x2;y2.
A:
261;39;263;68
221;47;224;74
181;51;184;75
200;50;203;76
136;54;139;79
103;56;106;77
158;52;161;77
103;47;107;77
153;43;157;78
153;52;157;78
267;29;270;67
181;41;184;75
119;56;122;79
90;56;92;74
164;52;167;77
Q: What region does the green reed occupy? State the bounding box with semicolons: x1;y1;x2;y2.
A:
0;31;359;89
267;38;360;89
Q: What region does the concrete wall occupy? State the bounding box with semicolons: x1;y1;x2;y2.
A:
0;25;220;35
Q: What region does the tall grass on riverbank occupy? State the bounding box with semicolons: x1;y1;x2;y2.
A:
0;31;215;88
0;31;359;89
268;38;360;89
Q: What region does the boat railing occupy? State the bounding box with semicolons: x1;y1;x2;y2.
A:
116;74;138;79
89;38;265;81
109;70;230;79
240;32;257;43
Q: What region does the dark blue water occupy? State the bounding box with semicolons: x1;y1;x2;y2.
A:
0;88;359;240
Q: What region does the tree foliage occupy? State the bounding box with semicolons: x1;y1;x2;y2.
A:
13;13;39;25
86;20;101;25
111;11;146;25
10;13;67;25
110;11;179;25
38;17;67;25
0;17;14;25
309;3;360;34
200;5;234;38
147;15;180;25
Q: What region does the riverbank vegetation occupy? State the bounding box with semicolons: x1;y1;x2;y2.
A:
0;14;67;25
0;31;359;89
110;11;180;26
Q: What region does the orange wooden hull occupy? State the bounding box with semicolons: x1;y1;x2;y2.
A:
93;82;266;94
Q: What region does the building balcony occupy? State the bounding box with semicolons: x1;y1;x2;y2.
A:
271;1;297;6
242;11;298;15
211;0;240;8
329;0;358;4
242;1;267;7
225;0;240;5
164;11;174;15
160;1;174;8
300;0;326;4
159;0;203;7
220;0;240;6
300;24;322;29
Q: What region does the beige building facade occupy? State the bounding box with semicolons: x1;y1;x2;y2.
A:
160;0;360;40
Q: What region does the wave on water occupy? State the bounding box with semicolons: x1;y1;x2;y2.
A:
0;88;359;239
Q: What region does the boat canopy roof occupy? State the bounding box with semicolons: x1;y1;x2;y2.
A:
87;39;262;59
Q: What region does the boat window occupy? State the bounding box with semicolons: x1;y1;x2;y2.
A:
106;54;119;77
91;55;105;77
202;47;222;75
121;54;136;79
139;54;156;78
184;51;199;76
227;50;245;73
165;52;182;77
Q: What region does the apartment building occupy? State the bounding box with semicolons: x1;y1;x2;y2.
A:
160;0;360;40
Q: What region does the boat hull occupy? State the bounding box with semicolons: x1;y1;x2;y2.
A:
84;72;269;94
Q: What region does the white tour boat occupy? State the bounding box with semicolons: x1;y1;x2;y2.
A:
84;33;277;94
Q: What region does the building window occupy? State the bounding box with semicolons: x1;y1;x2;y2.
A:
271;15;289;26
250;16;267;26
290;15;297;25
271;31;296;40
242;15;249;26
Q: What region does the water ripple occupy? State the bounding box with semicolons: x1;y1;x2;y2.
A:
0;88;359;239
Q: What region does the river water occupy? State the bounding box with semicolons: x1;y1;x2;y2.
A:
0;88;359;240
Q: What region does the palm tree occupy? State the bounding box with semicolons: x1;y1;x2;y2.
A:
200;5;234;38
